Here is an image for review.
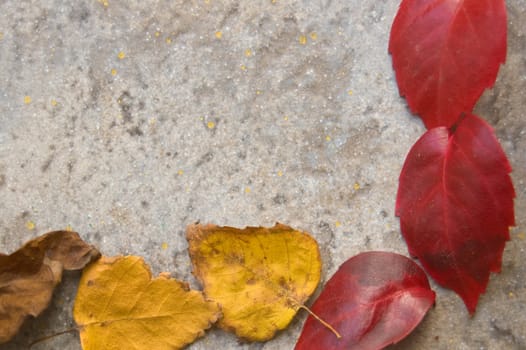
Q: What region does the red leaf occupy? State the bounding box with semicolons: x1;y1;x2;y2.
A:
395;113;515;313
389;0;507;129
295;252;435;350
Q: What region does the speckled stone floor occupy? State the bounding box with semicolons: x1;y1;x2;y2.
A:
1;1;525;349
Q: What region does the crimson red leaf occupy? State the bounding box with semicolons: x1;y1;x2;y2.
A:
295;252;435;350
396;113;515;313
389;0;507;129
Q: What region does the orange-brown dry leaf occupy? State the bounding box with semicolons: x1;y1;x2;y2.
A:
187;223;321;341
0;231;100;344
73;256;220;350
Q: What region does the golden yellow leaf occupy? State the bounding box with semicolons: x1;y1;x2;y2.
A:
0;231;100;344
73;256;220;350
187;223;321;341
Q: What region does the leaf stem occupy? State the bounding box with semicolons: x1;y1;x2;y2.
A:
299;305;342;339
28;327;78;348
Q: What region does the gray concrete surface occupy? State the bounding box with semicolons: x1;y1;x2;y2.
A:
1;1;524;349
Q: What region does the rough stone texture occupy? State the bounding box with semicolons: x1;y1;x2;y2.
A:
0;1;524;349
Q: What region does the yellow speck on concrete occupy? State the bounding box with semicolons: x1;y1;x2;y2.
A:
215;31;222;39
240;64;247;71
165;37;172;44
51;99;58;106
335;221;341;227
299;35;307;45
245;187;251;194
178;169;184;176
207;121;216;129
111;68;117;76
354;182;361;190
24;95;32;104
26;221;35;230
117;51;125;59
277;170;283;177
348;90;353;96
245;48;252;57
309;32;318;40
161;242;168;250
325;135;331;141
65;225;73;232
155;31;161;37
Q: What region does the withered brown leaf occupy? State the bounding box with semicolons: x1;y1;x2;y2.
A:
0;230;100;344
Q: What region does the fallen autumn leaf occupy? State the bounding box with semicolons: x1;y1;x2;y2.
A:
0;230;100;344
395;114;515;313
187;223;321;341
295;251;436;350
73;255;220;350
389;0;507;129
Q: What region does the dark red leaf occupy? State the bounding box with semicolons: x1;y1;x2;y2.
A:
395;113;515;313
389;0;507;129
295;252;435;350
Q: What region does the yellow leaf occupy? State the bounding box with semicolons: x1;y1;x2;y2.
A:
187;223;321;341
73;256;220;350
